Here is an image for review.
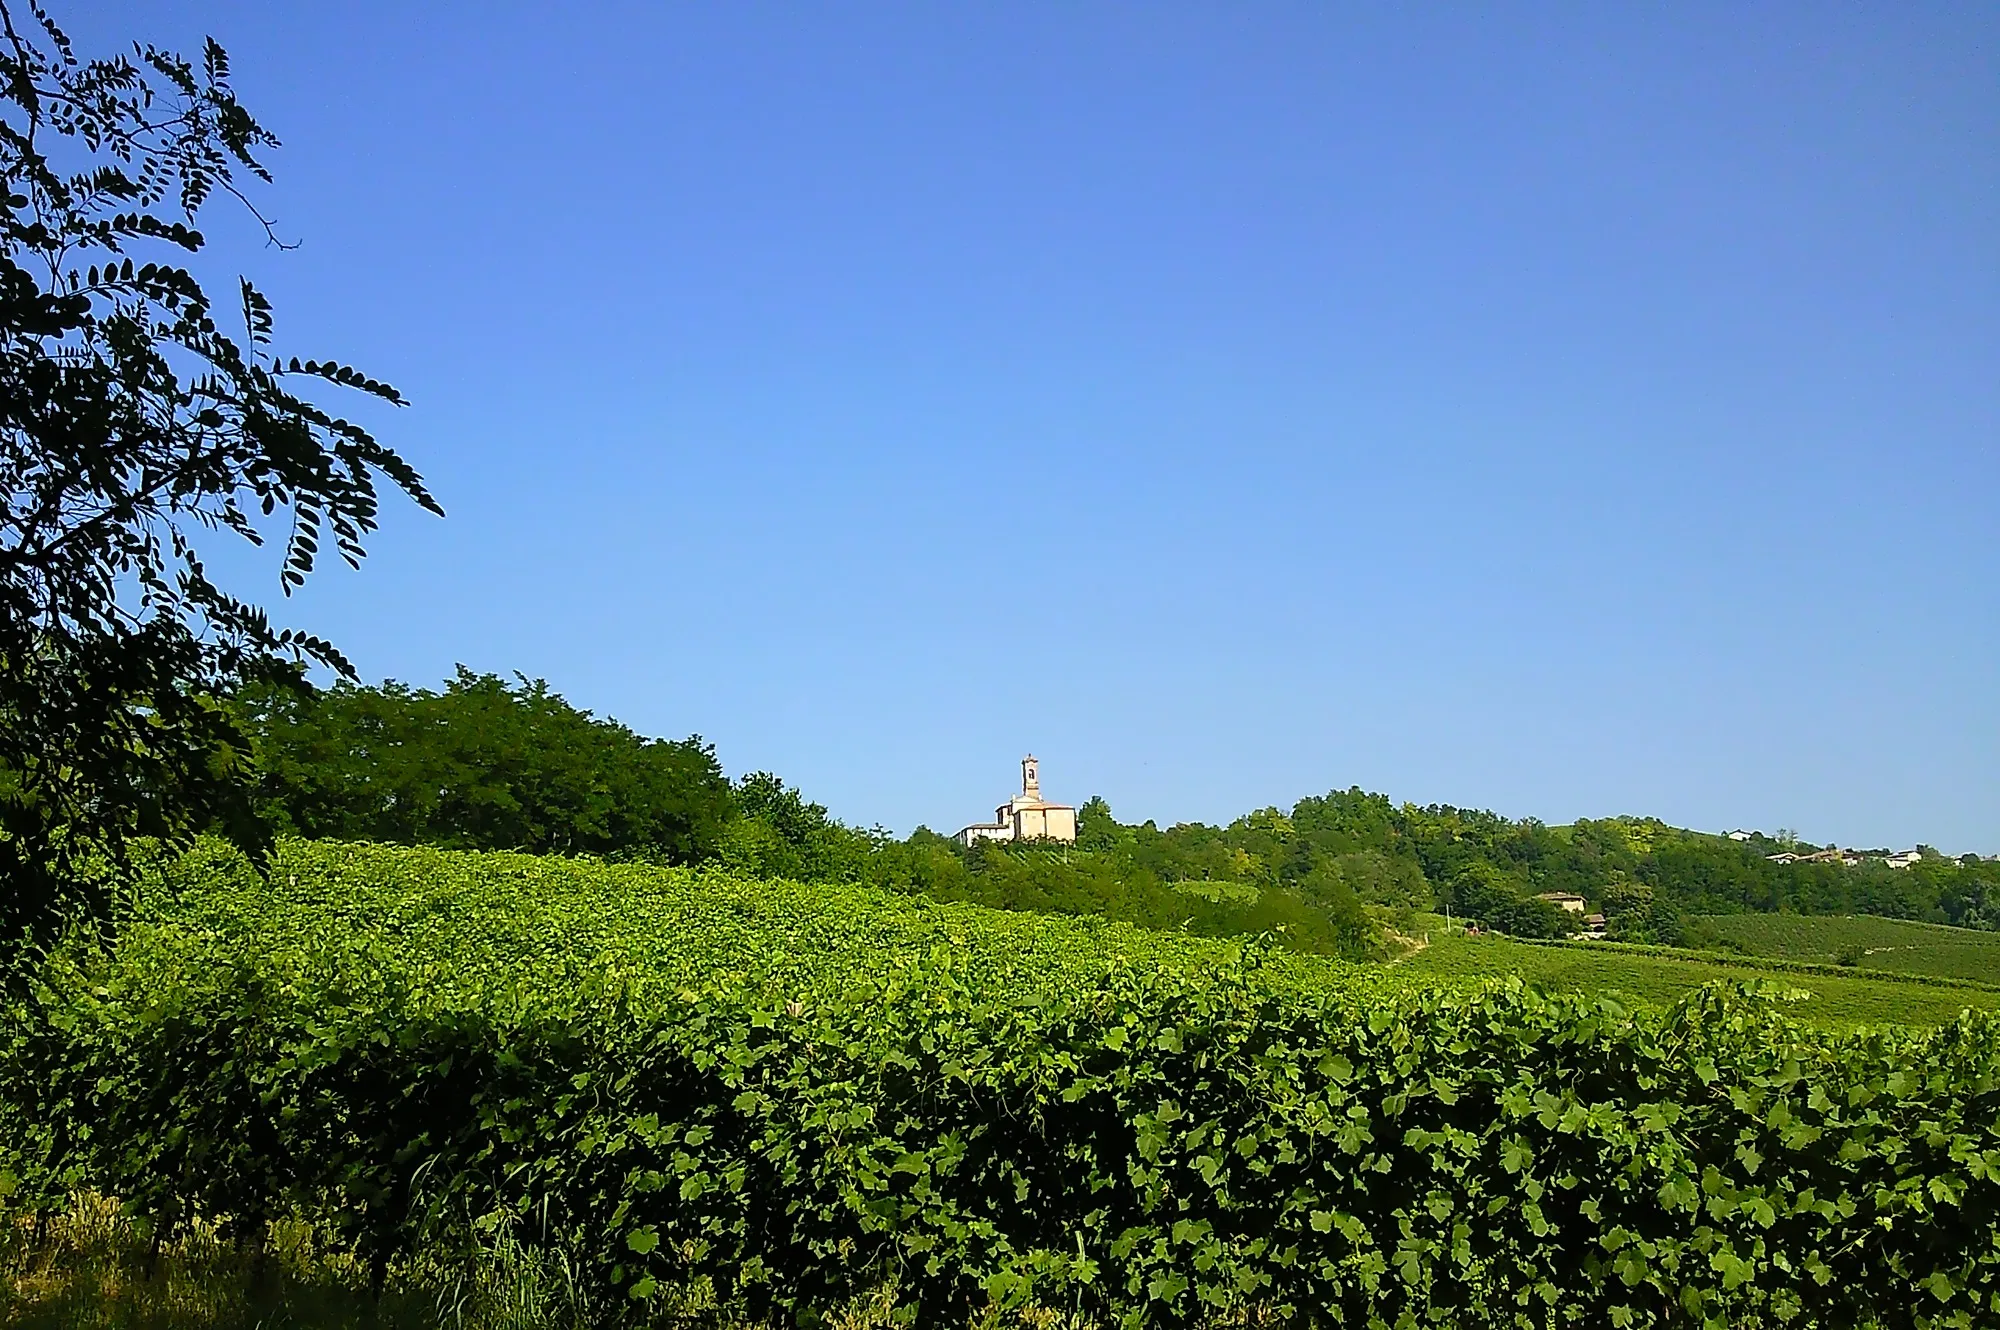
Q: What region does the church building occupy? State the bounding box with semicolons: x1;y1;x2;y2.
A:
956;755;1077;846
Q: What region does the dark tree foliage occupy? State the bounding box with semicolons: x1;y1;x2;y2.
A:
0;4;438;944
1600;878;1686;946
717;771;897;883
1439;861;1574;939
234;670;732;864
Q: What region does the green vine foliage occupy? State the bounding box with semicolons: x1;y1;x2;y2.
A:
4;840;1997;1328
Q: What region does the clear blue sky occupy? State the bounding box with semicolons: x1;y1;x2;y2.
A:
100;3;1997;850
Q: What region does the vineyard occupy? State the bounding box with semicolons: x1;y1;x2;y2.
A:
1400;930;2000;1028
4;840;1999;1328
1685;914;2000;985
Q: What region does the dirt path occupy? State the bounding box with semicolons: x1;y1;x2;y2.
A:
1384;930;1431;964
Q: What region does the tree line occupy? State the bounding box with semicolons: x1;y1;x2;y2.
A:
226;671;1377;957
228;672;2000;955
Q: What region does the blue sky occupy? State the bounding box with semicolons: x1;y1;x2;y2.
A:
99;3;1997;849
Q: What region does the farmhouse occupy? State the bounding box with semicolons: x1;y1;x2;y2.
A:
956;755;1078;847
1537;891;1588;915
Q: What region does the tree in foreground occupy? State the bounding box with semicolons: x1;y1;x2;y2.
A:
0;3;438;945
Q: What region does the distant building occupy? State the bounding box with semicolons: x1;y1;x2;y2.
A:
1581;912;1608;940
956;756;1078;847
1537;891;1588;915
1725;830;1756;842
1767;847;1925;870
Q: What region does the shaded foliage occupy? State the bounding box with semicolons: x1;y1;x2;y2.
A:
233;669;730;863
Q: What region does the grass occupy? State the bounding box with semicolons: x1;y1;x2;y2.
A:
1685;913;2000;984
2;1195;454;1330
0;1197;1109;1330
1396;926;2000;1028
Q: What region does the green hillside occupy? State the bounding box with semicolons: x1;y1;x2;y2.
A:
116;841;1993;1032
1687;912;2000;984
119;838;1388;1011
1396;925;2000;1028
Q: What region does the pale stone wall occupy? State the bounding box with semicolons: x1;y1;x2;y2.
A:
1036;806;1077;842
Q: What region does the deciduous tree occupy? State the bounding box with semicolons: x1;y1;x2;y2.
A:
0;4;437;944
